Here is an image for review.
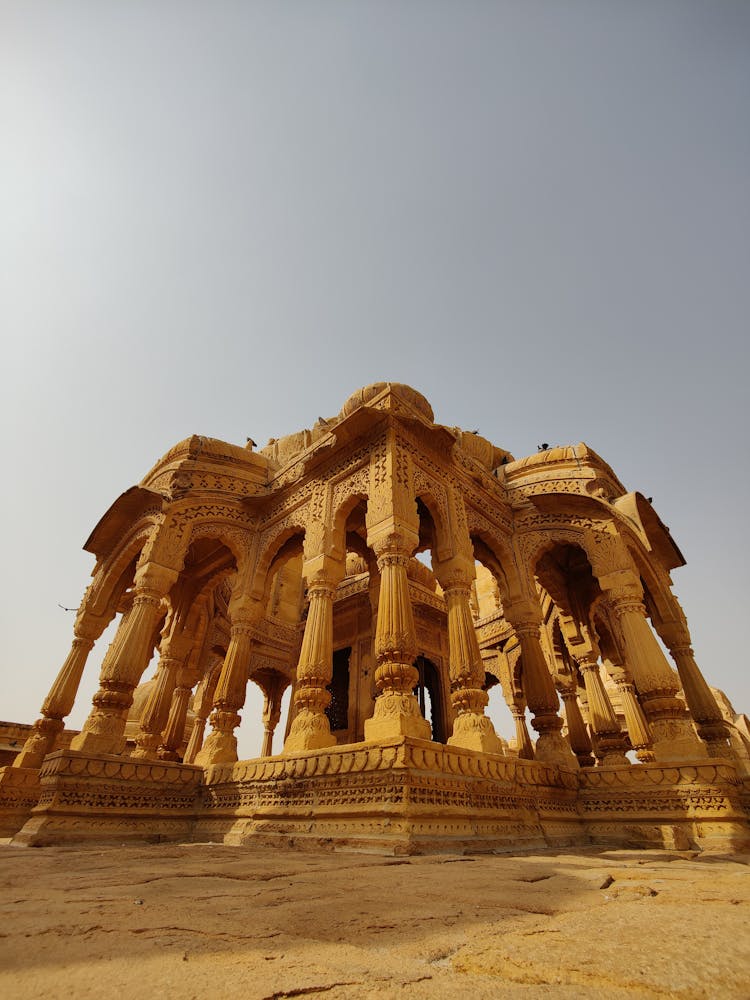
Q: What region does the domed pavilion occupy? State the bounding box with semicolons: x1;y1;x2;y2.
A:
2;383;748;853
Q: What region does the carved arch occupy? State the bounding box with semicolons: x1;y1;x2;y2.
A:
414;490;452;562
465;519;520;606
186;520;251;578
252;520;307;599
331;489;369;560
85;519;158;618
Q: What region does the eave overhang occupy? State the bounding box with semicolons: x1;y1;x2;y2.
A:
84;486;165;559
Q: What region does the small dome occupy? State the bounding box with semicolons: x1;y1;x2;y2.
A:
340;383;434;423
345;552;368;577
128;677;157;723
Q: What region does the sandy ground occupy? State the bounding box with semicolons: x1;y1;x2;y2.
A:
0;844;748;1000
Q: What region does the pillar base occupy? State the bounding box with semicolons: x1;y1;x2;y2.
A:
364;693;431;742
593;733;631;768
194;730;238;768
131;736;162;761
69;729;127;756
448;731;506;755
282;709;336;754
535;730;579;768
12;719;63;770
649;718;708;763
364;716;432;741
575;752;597;768
598;750;630;767
448;714;506;755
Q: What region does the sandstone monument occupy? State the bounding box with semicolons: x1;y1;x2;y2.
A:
2;382;748;852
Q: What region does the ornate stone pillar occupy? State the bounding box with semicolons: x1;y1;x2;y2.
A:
261;695;281;757
559;684;595;767
195;620;255;766
12;611;106;769
183;715;206;765
659;620;732;758
158;674;193;761
438;567;504;754
131;631;185;760
604;579;706;762
283;577;340;753
510;695;534;760
612;670;655;762
504;603;577;767
363;538;431;742
70;565;175;756
574;654;629;766
254;672;287;757
183;656;222;765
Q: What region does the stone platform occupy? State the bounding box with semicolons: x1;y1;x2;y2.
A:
6;737;750;853
10;750;203;847
197;738;581;854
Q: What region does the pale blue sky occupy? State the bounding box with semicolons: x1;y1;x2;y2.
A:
1;1;748;755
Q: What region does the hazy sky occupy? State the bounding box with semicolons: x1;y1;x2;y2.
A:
2;2;748;757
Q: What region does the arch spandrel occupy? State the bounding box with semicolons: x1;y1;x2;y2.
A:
84;518;162;621
462;508;519;607
513;522;638;597
252;517;308;597
414;489;453;563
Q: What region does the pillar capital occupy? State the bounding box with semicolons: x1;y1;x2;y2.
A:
596;567;642;596
503;600;543;633
368;524;419;562
657;617;692;654
432;554;475;594
72;614;107;645
133;561;180;600
227;593;264;627
302;553;345;590
229;619;259;642
574;653;601;675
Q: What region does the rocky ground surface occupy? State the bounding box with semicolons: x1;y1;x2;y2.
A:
0;843;748;999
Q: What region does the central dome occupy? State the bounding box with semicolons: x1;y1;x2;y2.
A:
339;383;434;422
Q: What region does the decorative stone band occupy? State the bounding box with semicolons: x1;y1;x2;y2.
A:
38;749;202;786
604;583;645;612
131;591;165;612
375;552;411;570
305;582;337;600
229;620;258;641
205;738;577;790
375;631;417;667
669;642;694;659
70;635;95;653
510;619;541;639
451;688;490;714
